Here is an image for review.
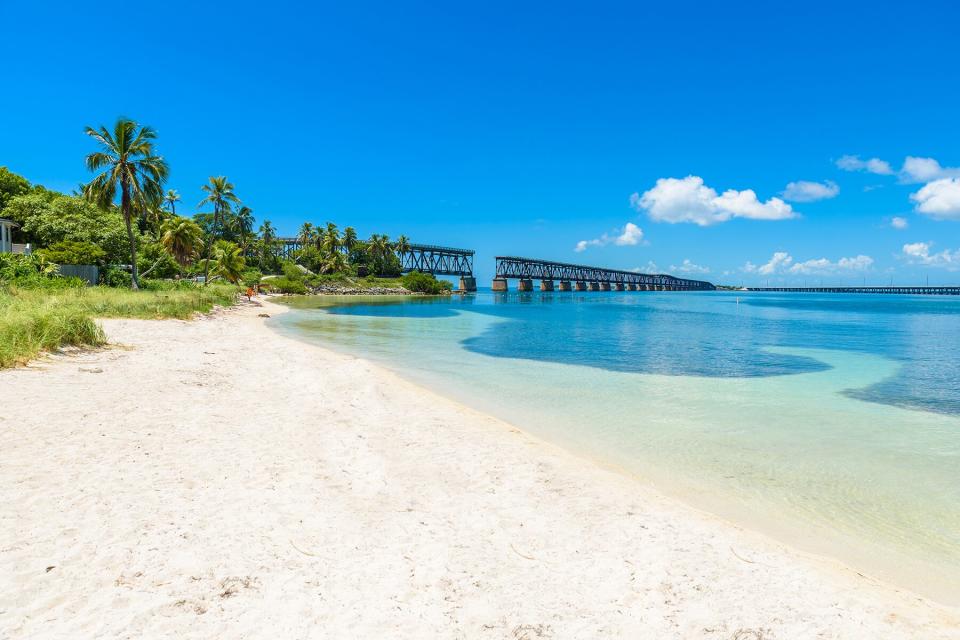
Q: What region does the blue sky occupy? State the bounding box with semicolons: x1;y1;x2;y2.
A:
2;0;959;284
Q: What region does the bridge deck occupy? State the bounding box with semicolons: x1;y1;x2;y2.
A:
746;287;960;295
494;256;714;290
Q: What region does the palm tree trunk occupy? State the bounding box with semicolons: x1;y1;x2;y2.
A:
202;205;218;286
122;182;140;290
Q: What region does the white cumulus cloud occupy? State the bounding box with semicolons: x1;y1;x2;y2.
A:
900;156;960;183
901;242;960;270
836;155;894;175
891;216;909;229
782;180;840;202
743;251;873;276
574;222;644;252
670;259;710;274
630;176;796;226
788;255;874;275
910;178;960;220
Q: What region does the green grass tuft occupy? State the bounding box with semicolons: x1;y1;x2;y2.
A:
0;284;238;367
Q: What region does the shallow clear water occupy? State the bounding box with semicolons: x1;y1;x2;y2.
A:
270;291;960;602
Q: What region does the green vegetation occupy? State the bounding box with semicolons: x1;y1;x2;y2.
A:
0;114;450;365
0;253;237;367
401;271;454;294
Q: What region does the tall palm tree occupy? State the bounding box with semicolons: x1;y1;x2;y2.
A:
232;205;255;252
320;222;341;258
297;222;315;247
164;189;181;215
342;226;358;253
84;118;169;290
258;220;277;270
197;176;240;284
160;217;204;268
395;234;411;254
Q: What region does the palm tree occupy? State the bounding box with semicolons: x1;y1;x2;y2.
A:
298;222;315;247
395;234;411;254
320;222;340;257
197;176;241;284
342;226;358;253
84;118;169;290
211;240;246;283
323;250;348;274
258;220;277;270
164;189;181;215
368;234;391;262
160;217;204;268
232;205;255;252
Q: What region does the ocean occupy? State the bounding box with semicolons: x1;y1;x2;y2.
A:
269;290;960;602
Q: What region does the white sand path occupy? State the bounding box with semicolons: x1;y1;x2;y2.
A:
0;299;957;639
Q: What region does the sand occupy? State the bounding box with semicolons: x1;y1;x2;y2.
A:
1;298;958;639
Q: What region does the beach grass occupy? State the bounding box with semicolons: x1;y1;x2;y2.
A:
0;284;238;367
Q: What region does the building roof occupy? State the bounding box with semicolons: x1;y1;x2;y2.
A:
0;218;19;227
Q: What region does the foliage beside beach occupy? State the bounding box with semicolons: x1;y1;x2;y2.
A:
0;254;237;367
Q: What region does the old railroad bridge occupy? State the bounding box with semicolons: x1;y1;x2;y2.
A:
276;238;959;294
492;256;715;291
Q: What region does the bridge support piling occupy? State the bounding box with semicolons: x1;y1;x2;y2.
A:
558;280;572;291
492;278;508;292
599;282;611;291
575;281;587;291
540;280;554;291
626;283;637;291
613;283;625;291
517;278;534;292
458;276;477;292
587;282;601;291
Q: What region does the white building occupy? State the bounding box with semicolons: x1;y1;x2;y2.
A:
0;218;18;253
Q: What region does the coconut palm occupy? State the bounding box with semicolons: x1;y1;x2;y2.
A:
164;189;181;215
298;222;315;246
322;249;348;274
232;205;255;251
342;226;358;252
395;234;411;254
160;217;204;267
197;176;241;284
211;240;246;283
367;234;391;262
257;220;277;270
321;226;341;258
83;118;169;289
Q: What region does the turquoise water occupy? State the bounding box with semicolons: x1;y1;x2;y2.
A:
270;291;960;602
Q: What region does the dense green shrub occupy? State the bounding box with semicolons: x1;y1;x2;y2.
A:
35;240;107;266
100;266;132;288
401;271;453;294
4;193;131;263
262;277;308;294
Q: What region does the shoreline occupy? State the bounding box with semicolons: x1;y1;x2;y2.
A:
1;299;957;637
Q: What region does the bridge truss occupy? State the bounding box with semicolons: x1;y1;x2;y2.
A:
494;256;715;291
400;244;474;276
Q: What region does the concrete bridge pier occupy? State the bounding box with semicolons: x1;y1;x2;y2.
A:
587;282;601;291
540;280;554;291
613;283;625;291
459;276;477;292
625;283;637;291
599;282;611;291
575;282;587;291
518;278;534;292
492;278;508;291
558;280;572;291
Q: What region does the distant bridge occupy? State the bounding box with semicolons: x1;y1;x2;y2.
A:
276;237;477;289
746;286;960;295
493;256;715;291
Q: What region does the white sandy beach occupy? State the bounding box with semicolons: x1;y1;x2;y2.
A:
1;299;958;639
